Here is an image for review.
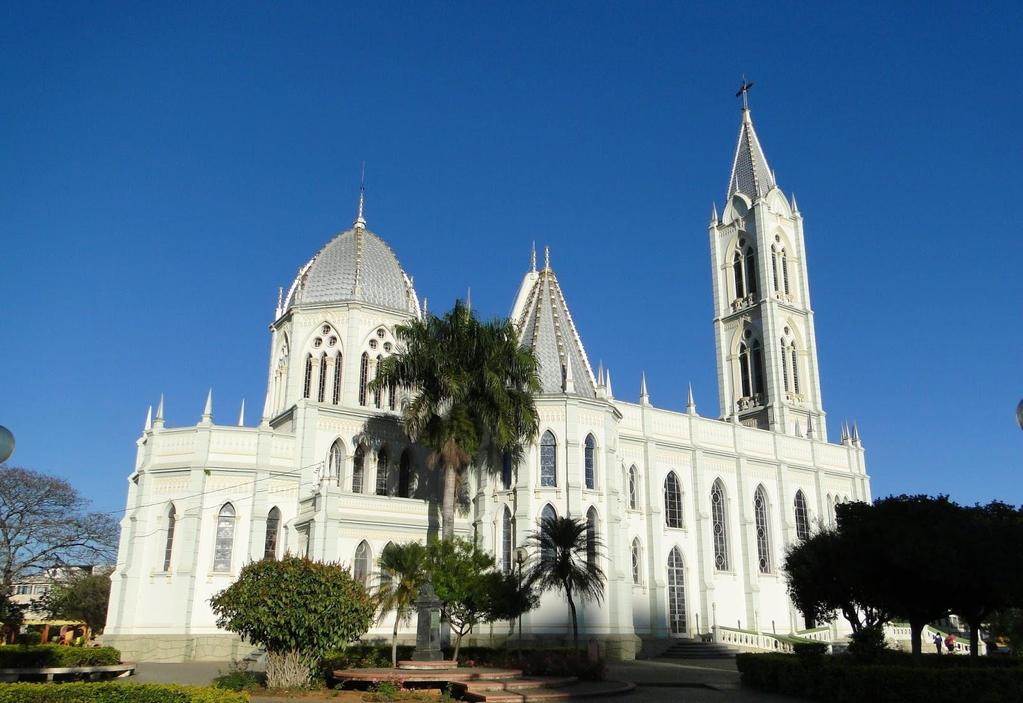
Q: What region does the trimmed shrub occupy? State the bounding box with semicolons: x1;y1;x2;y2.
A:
0;646;121;668
0;682;248;702
792;641;827;666
737;653;1023;703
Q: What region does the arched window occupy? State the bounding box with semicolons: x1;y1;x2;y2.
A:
317;353;328;402
264;507;281;560
540;504;557;565
664;472;683;528
738;342;752;397
502;506;514;574
353;541;370;586
303;354;313;399
163;504;176;572
539;431;557;487
711;480;729;571
631;538;641;585
789;342;800;395
754;485;772;574
501;451;513;490
583;434;596;489
388;381;397;411
781;249;790;294
585;507;598;569
358;352;369;406
745;248;758;297
667;547;687;634
373;355;383;408
772;247;781;292
213;503;236;572
732;250;745;299
781;339;789;391
328;440;344;484
751;340;765;396
794;490;810;541
375;448;389;496
398;450;412;498
332;351;343;405
628;466;638;510
352;445;365;494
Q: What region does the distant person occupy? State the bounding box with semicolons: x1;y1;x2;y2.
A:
944;633;956;654
932;633;943;654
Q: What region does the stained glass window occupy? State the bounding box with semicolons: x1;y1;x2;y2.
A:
163;504;176;571
375;449;389;496
667;547;687;634
352;446;365;494
213;503;236;572
754;486;772;573
794;490;810;541
264;507;281;560
584;435;596;490
628;466;638;509
664;472;683;528
540;431;556;487
711;480;729;571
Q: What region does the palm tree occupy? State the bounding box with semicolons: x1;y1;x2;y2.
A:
372;301;540;540
525;515;606;649
376;541;428;667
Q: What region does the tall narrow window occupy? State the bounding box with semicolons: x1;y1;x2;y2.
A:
373;355;383;408
353;541;370;586
332;352;343;405
303;354;313;399
711;480;729;571
501;451;513;490
667;547;687;634
539;431;557;487
163;504;176;572
264;507;281;560
732;250;745;299
585;507;598;569
790;342;800;394
388;381;397;411
358;352;369;406
628;466;638;510
318;354;327;402
540;504;557;565
213;503;236;572
793;490;810;541
583;434;596;490
664;472;683;528
352;446;365;494
781;340;790;391
631;538;641;584
398;450;412;498
772;249;780;292
328;440;344;484
502;506;513;574
738;343;752;397
745;249;758;297
781;250;790;294
375;448;389;496
751;340;765;396
754;485;772;573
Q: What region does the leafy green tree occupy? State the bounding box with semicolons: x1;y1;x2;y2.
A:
376;542;428;667
428;538;505;661
40;572;111;637
210;556;375;688
371;301;541;540
524;515;605;649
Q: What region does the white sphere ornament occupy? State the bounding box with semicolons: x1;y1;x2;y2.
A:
0;426;13;464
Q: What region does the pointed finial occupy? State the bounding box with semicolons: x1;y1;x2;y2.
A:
530;241;537;272
806;416;815;440
144;405;153;432
852;421;861;445
422;296;428;314
790;193;799;214
201;388;213;425
544;245;550;271
154;394;165;429
710;202;719;226
605;367;613;399
640;371;649;405
687;383;696;415
354;162;367;230
276;286;284;318
841;422;849;443
597;361;604;387
260;392;272;427
563;359;575;394
237;399;246;427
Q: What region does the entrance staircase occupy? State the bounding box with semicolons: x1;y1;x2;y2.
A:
659;638;737;659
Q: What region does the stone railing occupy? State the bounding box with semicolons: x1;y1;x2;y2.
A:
885;623;984;656
712;626;794;653
794;627;832;643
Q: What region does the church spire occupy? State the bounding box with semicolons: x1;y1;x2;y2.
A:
727;83;776;201
639;371;650;405
353;163;367;230
154;394;165;429
687;382;696;416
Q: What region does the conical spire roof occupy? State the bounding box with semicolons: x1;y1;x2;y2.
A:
511;253;597;397
727;110;776;202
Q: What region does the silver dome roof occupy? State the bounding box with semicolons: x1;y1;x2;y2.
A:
283;227;420;317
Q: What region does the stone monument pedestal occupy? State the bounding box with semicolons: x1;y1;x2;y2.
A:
411;581;444;662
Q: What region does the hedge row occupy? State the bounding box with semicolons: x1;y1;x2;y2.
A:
737;654;1023;703
0;683;248;702
0;646;121;668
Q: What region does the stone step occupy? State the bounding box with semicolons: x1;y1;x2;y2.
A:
397;659;459;670
461;676;577;692
460;681;635;702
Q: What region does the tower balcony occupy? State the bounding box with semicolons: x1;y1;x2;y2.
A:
730;294;756;312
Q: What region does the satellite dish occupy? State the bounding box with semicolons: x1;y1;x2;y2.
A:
0;426;14;464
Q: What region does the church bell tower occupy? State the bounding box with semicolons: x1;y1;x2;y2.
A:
709;94;827;438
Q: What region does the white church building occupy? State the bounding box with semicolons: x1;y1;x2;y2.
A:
104;106;870;662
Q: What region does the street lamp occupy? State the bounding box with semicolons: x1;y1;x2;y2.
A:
0;426;14;464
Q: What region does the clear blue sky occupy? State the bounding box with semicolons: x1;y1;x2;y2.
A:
2;1;1020;514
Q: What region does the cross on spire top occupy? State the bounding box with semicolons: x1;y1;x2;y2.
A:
736;76;754;111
